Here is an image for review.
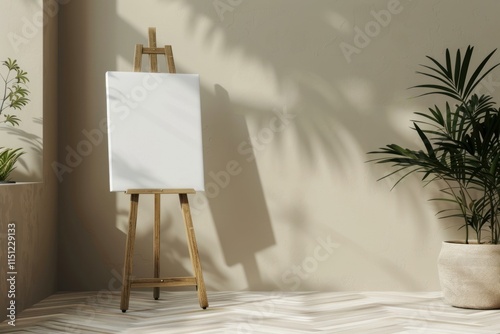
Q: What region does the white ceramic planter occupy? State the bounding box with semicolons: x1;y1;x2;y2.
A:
438;241;500;309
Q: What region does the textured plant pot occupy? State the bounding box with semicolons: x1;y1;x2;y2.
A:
438;241;500;309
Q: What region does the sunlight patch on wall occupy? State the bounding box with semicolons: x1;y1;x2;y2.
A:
387;106;420;144
337;77;374;114
284;71;340;111
209;56;282;110
325;11;350;34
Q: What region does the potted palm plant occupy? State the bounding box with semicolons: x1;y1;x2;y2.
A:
0;58;30;183
368;46;500;309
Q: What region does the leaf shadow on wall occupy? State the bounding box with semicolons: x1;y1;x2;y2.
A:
58;0;265;292
57;0;451;292
164;0;446;290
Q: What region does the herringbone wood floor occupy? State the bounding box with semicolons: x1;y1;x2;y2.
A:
1;291;500;333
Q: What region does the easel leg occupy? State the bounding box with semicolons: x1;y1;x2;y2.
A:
121;194;140;312
179;194;208;309
153;194;160;300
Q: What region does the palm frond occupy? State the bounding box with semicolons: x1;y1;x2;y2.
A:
368;46;500;244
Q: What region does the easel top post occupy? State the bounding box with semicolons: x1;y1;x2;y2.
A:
133;27;176;73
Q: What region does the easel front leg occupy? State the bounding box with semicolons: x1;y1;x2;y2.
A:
120;194;139;312
153;194;160;300
179;194;208;309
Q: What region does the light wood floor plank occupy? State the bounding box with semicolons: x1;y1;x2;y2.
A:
1;291;500;333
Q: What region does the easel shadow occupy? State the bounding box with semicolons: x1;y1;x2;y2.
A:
201;84;276;289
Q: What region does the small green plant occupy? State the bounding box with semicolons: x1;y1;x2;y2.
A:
0;58;30;182
0;148;24;181
368;46;500;244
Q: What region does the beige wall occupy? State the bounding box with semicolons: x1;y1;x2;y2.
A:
58;0;499;292
0;0;58;320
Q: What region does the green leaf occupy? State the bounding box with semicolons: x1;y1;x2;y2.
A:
454;48;462;89
463;48;500;99
457;46;473;95
414;123;435;158
3;114;20;126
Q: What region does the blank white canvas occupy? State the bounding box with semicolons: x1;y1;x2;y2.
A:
105;71;204;192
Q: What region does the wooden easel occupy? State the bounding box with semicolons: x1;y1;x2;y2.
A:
120;27;208;312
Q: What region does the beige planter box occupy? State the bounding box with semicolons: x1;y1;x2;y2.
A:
438;241;500;309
